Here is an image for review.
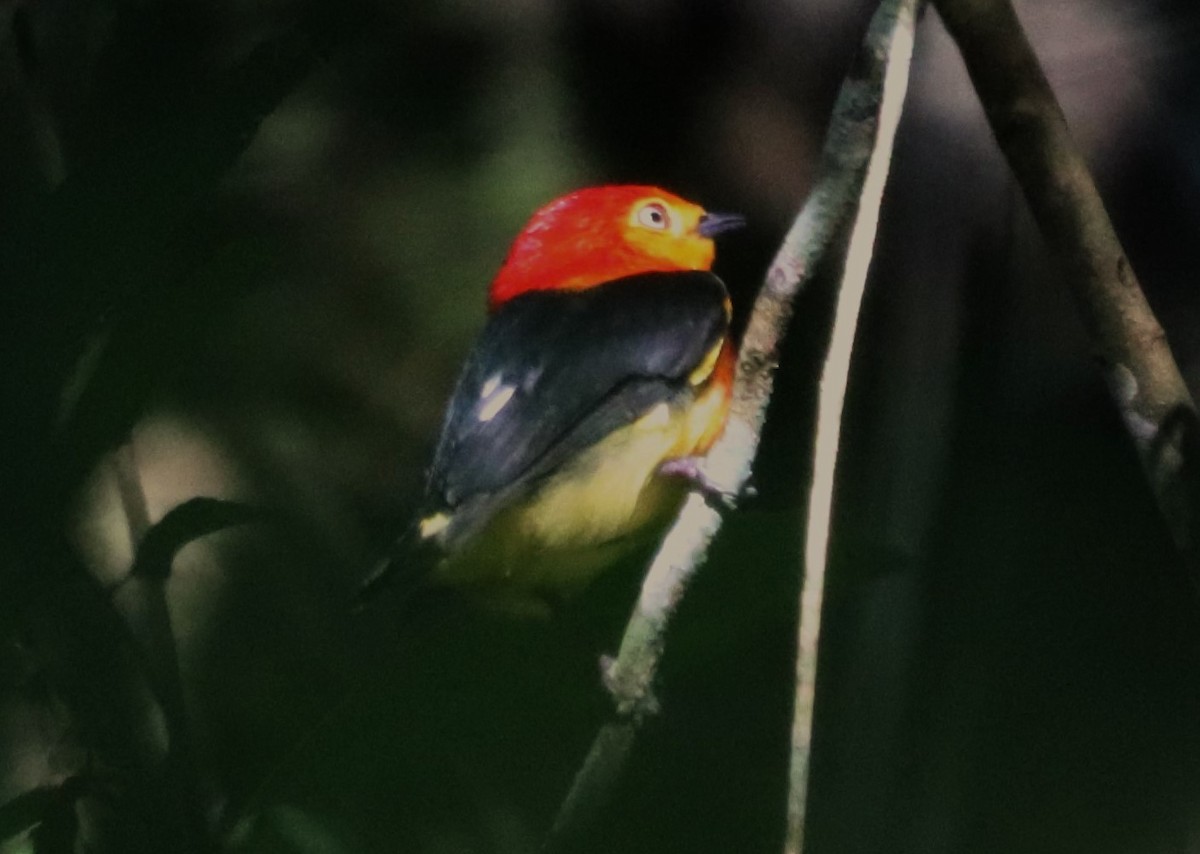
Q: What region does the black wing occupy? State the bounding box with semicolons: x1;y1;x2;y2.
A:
426;270;729;511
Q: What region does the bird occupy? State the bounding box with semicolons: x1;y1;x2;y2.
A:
357;185;745;611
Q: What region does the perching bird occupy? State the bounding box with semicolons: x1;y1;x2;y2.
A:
358;185;744;609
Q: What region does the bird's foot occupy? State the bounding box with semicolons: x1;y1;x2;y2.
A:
658;456;746;510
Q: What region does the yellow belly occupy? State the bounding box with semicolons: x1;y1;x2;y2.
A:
431;378;729;596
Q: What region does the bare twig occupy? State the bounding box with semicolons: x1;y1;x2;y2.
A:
933;0;1200;582
111;442;212;850
785;2;921;850
112;442;186;721
543;1;923;848
782;0;921;849
128;496;264;581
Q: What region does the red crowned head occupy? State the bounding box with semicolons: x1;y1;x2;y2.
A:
488;185;744;310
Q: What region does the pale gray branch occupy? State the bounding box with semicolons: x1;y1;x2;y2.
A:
543;1;925;848
786;2;922;850
933;0;1200;582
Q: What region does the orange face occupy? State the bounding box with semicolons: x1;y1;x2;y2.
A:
488;185;736;310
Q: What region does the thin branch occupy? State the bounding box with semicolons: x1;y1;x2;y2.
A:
785;1;922;850
111;442;186;721
933;0;1200;582
542;1;923;848
110;442;212;851
128;496;264;581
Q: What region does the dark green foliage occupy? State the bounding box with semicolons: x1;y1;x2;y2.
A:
3;2;1200;853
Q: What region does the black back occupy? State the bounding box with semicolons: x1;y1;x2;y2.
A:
426;270;729;512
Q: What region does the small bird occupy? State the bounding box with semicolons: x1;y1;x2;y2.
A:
359;185;744;609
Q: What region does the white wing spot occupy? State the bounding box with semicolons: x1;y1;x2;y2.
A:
480;374;502;399
419;512;451;539
478;384;516;422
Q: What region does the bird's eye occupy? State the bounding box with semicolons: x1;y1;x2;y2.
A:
635;202;671;231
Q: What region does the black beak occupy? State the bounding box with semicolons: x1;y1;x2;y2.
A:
696;211;747;238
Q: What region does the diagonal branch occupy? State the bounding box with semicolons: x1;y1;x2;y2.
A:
932;0;1200;584
542;0;924;848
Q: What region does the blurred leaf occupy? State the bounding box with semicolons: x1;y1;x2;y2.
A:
28;805;76;854
56;240;279;512
0;30;321;517
0;830;35;854
0;787;54;843
269;806;349;854
0;778;85;850
228;805;350;854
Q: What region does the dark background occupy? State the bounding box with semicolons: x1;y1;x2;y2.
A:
3;1;1200;852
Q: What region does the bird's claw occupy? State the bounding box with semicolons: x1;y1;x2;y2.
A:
658;456;743;510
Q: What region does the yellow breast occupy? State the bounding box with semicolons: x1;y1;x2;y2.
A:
430;370;731;596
